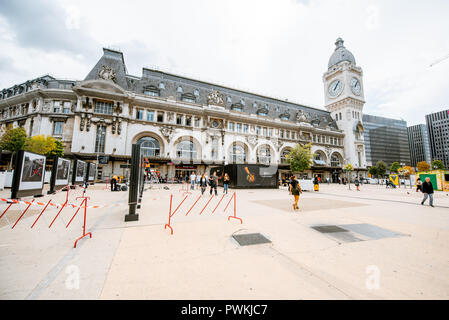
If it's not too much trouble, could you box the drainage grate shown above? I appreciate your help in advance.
[312,225,348,233]
[232,233,272,246]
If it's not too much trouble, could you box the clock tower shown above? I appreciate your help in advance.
[323,38,367,172]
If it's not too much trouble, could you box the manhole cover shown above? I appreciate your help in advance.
[232,233,271,246]
[312,225,348,233]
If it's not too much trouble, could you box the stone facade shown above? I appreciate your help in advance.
[1,40,367,181]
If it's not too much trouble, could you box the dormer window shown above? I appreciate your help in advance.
[253,102,258,108]
[159,82,165,89]
[177,86,183,93]
[280,112,290,120]
[194,89,199,96]
[231,104,243,112]
[181,93,196,103]
[257,108,269,116]
[144,86,159,97]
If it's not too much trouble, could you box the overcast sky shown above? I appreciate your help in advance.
[1,0,448,125]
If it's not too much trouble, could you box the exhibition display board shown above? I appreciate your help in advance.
[72,159,87,185]
[11,150,46,199]
[48,156,71,194]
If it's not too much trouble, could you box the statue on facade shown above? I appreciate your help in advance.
[207,90,225,106]
[296,110,308,122]
[98,65,116,82]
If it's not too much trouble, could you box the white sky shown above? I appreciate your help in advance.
[1,0,448,126]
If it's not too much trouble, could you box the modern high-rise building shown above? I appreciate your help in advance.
[362,114,411,167]
[426,109,449,169]
[407,124,432,167]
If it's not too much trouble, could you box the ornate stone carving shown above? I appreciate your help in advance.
[160,126,174,142]
[98,65,116,82]
[111,117,116,134]
[80,114,85,131]
[113,102,122,114]
[296,110,308,122]
[207,90,225,106]
[86,114,92,132]
[299,131,311,141]
[246,135,258,147]
[117,118,122,135]
[43,101,51,112]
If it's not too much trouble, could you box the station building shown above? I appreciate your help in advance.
[0,38,368,181]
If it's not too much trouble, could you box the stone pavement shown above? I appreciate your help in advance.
[0,183,448,299]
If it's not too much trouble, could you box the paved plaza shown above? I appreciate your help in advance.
[0,183,448,300]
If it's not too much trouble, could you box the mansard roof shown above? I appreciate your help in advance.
[83,48,338,130]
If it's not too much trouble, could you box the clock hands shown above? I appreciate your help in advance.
[333,81,339,91]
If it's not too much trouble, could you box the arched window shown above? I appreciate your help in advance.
[281,149,291,163]
[331,154,341,167]
[176,140,197,159]
[137,137,160,157]
[257,145,271,164]
[313,152,326,165]
[229,144,246,163]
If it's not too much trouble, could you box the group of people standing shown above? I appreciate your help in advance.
[189,172,230,196]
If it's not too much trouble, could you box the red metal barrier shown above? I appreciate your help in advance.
[164,194,189,235]
[67,196,92,248]
[12,200,34,229]
[185,195,201,216]
[48,184,71,228]
[199,195,214,215]
[30,200,52,229]
[224,192,242,224]
[211,194,226,214]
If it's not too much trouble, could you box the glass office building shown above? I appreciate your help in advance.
[362,114,411,167]
[407,124,432,167]
[426,109,449,169]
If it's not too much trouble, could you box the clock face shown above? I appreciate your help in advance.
[350,77,361,95]
[328,79,343,97]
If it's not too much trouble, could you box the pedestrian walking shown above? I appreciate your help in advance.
[209,171,218,196]
[354,178,360,191]
[199,173,208,195]
[421,177,434,207]
[416,178,422,192]
[289,175,302,210]
[313,175,319,192]
[223,173,230,194]
[196,173,201,190]
[190,172,196,190]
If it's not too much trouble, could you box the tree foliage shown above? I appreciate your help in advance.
[390,162,401,173]
[375,160,387,177]
[431,160,445,170]
[24,135,62,156]
[0,127,28,153]
[417,161,430,172]
[47,139,65,157]
[368,166,378,177]
[285,143,313,173]
[401,165,415,177]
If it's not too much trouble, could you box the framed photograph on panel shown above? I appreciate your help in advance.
[48,156,71,194]
[86,162,96,183]
[72,159,87,185]
[11,150,47,199]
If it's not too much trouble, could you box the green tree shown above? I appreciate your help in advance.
[375,160,387,178]
[24,135,58,156]
[368,166,378,177]
[286,143,313,173]
[431,160,445,170]
[47,139,65,157]
[417,161,430,172]
[390,161,401,173]
[0,127,27,153]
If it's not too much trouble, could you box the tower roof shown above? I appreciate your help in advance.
[328,38,356,69]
